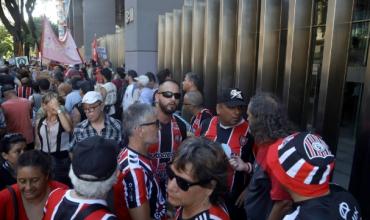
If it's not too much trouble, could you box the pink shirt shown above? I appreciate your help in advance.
[2,98,33,144]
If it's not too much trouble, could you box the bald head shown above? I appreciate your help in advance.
[158,79,180,91]
[184,91,203,107]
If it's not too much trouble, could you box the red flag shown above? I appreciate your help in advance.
[41,17,82,64]
[92,34,99,62]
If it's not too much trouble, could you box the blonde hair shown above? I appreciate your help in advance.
[42,92,58,104]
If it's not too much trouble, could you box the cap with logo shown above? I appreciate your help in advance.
[72,136,118,182]
[267,132,335,197]
[217,88,246,107]
[82,91,103,104]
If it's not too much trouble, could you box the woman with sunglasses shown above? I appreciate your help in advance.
[0,133,26,190]
[0,150,68,220]
[167,137,230,220]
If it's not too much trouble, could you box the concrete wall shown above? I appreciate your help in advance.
[71,0,83,48]
[124,0,183,74]
[82,0,116,59]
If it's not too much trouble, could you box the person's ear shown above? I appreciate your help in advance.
[155,91,160,103]
[216,104,221,115]
[1,152,9,161]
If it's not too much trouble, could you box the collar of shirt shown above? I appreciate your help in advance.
[219,118,245,129]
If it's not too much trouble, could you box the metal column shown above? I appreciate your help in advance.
[256,0,282,92]
[203,0,220,110]
[172,9,182,83]
[217,0,238,94]
[235,0,259,100]
[164,13,173,72]
[157,15,165,71]
[315,0,354,151]
[191,0,206,78]
[181,5,193,79]
[283,0,313,127]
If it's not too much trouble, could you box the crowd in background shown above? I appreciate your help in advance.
[0,59,363,220]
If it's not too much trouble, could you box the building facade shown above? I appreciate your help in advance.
[158,0,370,218]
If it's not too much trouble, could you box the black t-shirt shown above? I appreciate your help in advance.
[0,75,14,86]
[245,161,273,220]
[0,161,16,191]
[159,116,187,162]
[283,184,361,220]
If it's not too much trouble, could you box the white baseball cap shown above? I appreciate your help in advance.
[134,75,149,86]
[82,91,103,104]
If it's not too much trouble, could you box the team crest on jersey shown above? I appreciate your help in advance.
[239,136,248,146]
[303,134,333,160]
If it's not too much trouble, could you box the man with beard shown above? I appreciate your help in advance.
[197,88,253,220]
[149,80,187,194]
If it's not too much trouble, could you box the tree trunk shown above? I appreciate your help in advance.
[24,42,30,58]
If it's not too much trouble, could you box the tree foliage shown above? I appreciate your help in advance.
[0,25,13,58]
[0,0,37,56]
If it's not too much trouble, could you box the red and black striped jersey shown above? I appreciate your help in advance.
[198,116,254,193]
[190,108,213,135]
[175,203,230,220]
[42,188,116,220]
[148,115,187,193]
[15,85,33,99]
[113,147,166,220]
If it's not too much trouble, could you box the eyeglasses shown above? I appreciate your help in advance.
[83,102,102,113]
[158,91,181,99]
[166,165,210,191]
[140,120,160,128]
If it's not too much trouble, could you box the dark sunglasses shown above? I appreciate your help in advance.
[166,165,210,191]
[140,119,160,127]
[158,91,181,99]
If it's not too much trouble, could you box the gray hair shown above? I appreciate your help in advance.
[69,167,117,199]
[185,90,203,107]
[185,72,203,91]
[122,103,156,137]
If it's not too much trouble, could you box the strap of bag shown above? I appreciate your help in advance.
[44,124,51,154]
[7,186,19,220]
[74,204,109,220]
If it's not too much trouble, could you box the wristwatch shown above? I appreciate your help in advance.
[57,109,63,114]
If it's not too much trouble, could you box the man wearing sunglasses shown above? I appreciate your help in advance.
[197,88,254,220]
[149,80,187,194]
[69,91,122,150]
[114,103,166,220]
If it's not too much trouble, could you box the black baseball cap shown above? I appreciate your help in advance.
[1,84,15,94]
[217,88,247,107]
[72,136,118,182]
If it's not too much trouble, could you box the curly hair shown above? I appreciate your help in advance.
[248,93,295,144]
[173,137,228,205]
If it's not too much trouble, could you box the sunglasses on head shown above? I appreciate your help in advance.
[166,164,210,191]
[158,91,181,99]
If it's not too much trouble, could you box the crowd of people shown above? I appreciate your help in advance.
[0,59,363,220]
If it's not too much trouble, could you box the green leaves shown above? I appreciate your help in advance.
[0,25,13,58]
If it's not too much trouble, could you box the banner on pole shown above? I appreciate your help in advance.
[41,17,82,65]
